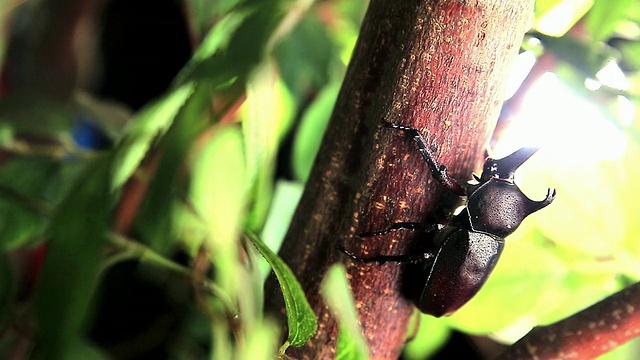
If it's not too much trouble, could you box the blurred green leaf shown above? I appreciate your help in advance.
[403,313,450,360]
[0,156,88,249]
[0,93,75,141]
[238,317,280,360]
[274,12,335,100]
[534,0,593,37]
[619,41,640,72]
[586,0,635,43]
[536,33,616,78]
[136,0,313,252]
[321,264,368,360]
[242,65,296,231]
[245,230,317,347]
[32,156,112,359]
[190,125,247,295]
[178,0,311,88]
[324,0,366,65]
[335,328,367,360]
[184,0,244,39]
[292,80,340,182]
[110,82,196,190]
[134,82,211,253]
[259,180,304,279]
[0,158,52,249]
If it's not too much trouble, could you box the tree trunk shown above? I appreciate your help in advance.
[265,0,534,358]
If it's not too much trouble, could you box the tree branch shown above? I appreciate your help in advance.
[265,1,534,358]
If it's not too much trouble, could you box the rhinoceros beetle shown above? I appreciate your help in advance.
[341,120,555,317]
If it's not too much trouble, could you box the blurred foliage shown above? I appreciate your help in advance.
[321,264,369,360]
[0,0,638,359]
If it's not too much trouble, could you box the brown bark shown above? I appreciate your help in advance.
[265,0,534,358]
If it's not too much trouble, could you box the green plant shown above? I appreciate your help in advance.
[0,0,638,359]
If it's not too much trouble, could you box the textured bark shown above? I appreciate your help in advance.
[497,281,640,359]
[265,0,534,359]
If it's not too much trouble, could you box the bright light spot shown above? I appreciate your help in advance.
[596,60,629,91]
[584,78,601,91]
[536,0,593,36]
[586,60,629,91]
[617,96,635,126]
[504,51,536,101]
[494,72,627,161]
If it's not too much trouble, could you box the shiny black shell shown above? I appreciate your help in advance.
[415,226,504,317]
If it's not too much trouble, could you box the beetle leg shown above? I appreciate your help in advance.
[360,222,436,237]
[338,243,434,265]
[382,119,466,196]
[339,222,438,264]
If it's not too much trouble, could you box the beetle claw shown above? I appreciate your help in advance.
[544,188,556,205]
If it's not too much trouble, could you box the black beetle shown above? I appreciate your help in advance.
[341,120,555,317]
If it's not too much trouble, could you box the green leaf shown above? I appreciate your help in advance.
[135,0,311,252]
[237,317,281,360]
[259,180,304,279]
[242,65,296,231]
[403,313,450,360]
[183,0,243,39]
[619,40,640,72]
[0,156,87,250]
[274,12,335,100]
[134,82,211,253]
[292,80,340,182]
[0,93,75,141]
[321,264,368,360]
[534,0,593,37]
[32,156,112,359]
[536,33,616,79]
[245,230,317,347]
[110,82,196,190]
[189,125,247,294]
[586,0,635,42]
[177,0,308,88]
[335,327,367,360]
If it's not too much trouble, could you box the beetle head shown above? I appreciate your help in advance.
[468,147,555,238]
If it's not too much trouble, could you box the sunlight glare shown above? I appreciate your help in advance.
[596,60,629,91]
[494,72,627,161]
[503,51,536,101]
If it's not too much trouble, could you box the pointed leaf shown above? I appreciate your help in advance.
[245,230,317,347]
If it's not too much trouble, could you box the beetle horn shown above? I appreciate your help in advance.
[525,187,556,214]
[481,147,539,182]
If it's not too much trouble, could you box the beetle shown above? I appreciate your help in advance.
[341,119,555,317]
